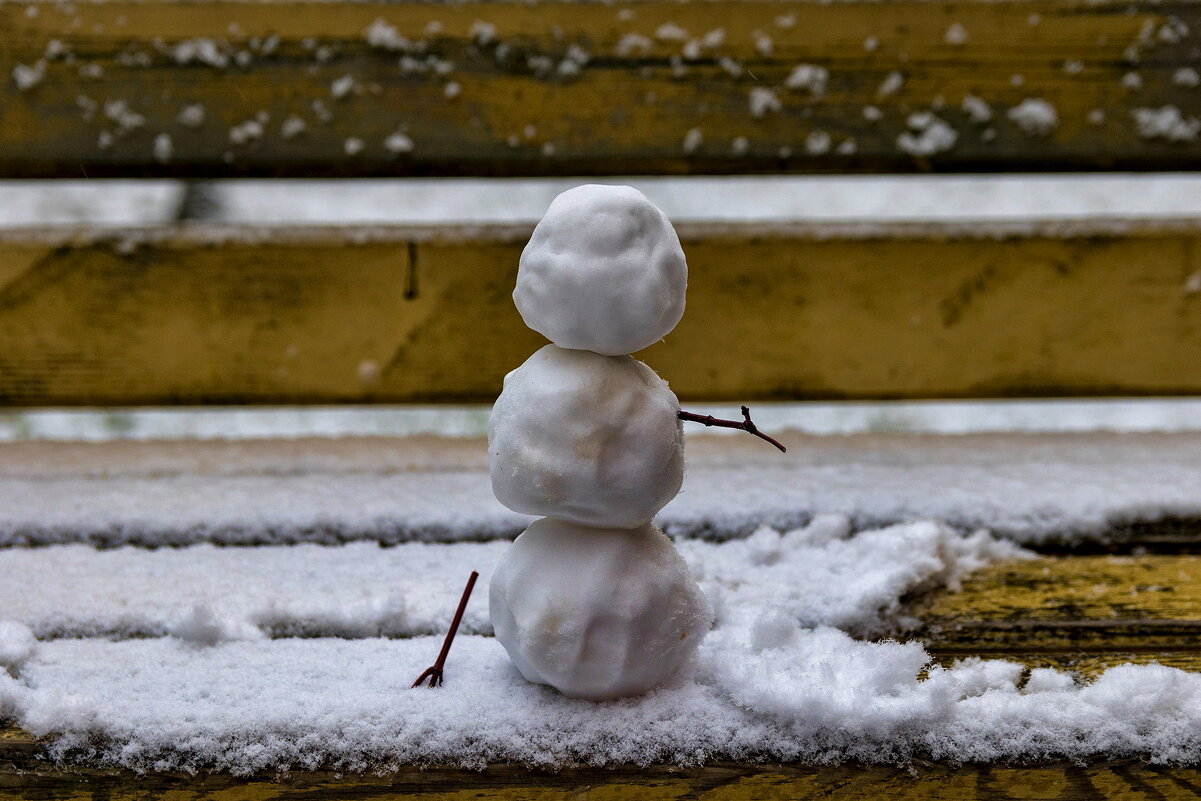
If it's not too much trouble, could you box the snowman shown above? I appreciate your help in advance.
[410,185,784,697]
[486,184,713,701]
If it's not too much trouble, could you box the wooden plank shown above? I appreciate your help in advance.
[5,726,1201,801]
[914,554,1201,654]
[1,0,1200,178]
[3,219,1201,405]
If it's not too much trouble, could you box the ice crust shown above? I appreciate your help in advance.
[488,345,684,529]
[490,519,712,700]
[513,185,687,356]
[5,518,1201,771]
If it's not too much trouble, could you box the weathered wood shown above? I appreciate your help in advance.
[4,726,1201,801]
[1,0,1200,178]
[914,554,1201,656]
[2,219,1201,406]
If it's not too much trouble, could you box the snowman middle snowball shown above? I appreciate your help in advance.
[489,344,684,529]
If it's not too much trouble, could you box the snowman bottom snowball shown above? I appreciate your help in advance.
[489,518,713,701]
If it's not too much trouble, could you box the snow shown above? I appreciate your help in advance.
[489,346,684,528]
[1,432,1200,548]
[897,112,957,156]
[961,94,992,124]
[1175,67,1201,88]
[1007,99,1059,137]
[10,176,1201,228]
[513,185,687,356]
[0,518,1044,772]
[5,516,1201,771]
[944,23,968,45]
[1133,106,1200,143]
[748,87,780,118]
[878,70,904,97]
[176,103,205,128]
[784,64,827,96]
[0,621,36,669]
[490,519,711,700]
[11,61,45,91]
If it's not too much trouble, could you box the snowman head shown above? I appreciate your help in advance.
[514,184,687,356]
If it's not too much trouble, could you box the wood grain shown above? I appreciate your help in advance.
[3,219,1201,406]
[914,554,1201,657]
[1,0,1200,177]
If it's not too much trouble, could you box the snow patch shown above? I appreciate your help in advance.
[785,64,828,97]
[1007,99,1058,137]
[748,87,780,119]
[0,621,36,669]
[1133,106,1201,142]
[168,605,265,645]
[897,112,958,156]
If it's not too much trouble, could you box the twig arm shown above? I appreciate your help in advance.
[412,570,479,688]
[677,405,787,453]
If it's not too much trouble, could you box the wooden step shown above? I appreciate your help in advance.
[2,0,1199,178]
[4,219,1201,406]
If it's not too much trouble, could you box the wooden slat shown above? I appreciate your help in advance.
[1,0,1200,177]
[3,219,1201,405]
[5,728,1201,801]
[914,555,1201,658]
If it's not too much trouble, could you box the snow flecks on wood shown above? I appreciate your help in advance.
[3,1,1201,173]
[748,87,780,119]
[878,70,905,98]
[1007,99,1059,137]
[897,111,957,156]
[384,130,414,154]
[784,64,828,97]
[280,115,306,139]
[12,61,46,92]
[1173,67,1200,88]
[682,127,702,153]
[152,133,172,164]
[176,104,205,128]
[944,23,968,46]
[1133,106,1201,142]
[962,94,992,124]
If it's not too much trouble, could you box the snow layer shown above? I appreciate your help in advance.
[11,177,1201,228]
[490,519,711,700]
[7,399,1201,442]
[0,518,1072,773]
[2,432,1200,547]
[489,346,683,528]
[10,632,1197,772]
[0,516,1009,642]
[4,520,1198,771]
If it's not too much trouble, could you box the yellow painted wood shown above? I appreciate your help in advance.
[4,728,1201,801]
[914,554,1201,653]
[1,0,1199,177]
[2,219,1201,405]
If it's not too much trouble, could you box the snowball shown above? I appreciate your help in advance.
[0,620,36,668]
[489,518,712,700]
[513,185,687,356]
[489,345,684,529]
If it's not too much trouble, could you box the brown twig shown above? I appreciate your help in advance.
[677,405,787,453]
[412,570,479,688]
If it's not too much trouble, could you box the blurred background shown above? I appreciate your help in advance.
[4,174,1201,441]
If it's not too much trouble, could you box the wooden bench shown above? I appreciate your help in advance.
[3,0,1201,797]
